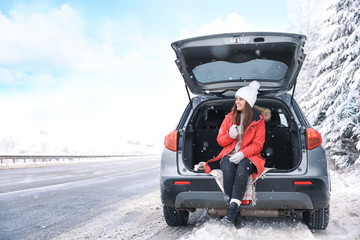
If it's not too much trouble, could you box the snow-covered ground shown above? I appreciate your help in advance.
[50,162,360,240]
[181,163,360,240]
[52,190,200,240]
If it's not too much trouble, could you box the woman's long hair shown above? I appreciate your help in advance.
[232,101,254,131]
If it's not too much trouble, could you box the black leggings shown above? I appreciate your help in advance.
[220,156,255,201]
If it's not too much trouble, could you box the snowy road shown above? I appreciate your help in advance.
[0,156,161,240]
[1,157,359,240]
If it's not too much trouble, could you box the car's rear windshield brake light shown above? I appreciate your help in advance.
[306,128,322,150]
[164,130,178,151]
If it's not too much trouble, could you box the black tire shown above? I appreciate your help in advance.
[163,206,189,226]
[303,207,330,230]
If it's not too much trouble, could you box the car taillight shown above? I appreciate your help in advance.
[306,128,322,150]
[164,130,178,151]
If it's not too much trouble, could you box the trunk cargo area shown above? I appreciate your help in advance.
[182,98,301,172]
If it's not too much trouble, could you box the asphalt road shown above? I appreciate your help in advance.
[0,156,160,240]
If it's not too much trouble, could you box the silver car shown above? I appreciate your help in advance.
[160,32,330,229]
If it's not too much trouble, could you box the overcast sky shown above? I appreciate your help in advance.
[0,0,295,154]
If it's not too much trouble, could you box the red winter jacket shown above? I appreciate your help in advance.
[205,107,267,180]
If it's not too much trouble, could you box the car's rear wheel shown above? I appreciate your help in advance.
[303,207,329,230]
[163,206,189,226]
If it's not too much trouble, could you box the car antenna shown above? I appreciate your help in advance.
[185,84,193,108]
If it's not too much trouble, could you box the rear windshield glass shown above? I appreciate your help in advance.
[193,59,288,83]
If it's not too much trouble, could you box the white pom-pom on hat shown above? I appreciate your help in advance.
[235,81,261,108]
[249,81,260,90]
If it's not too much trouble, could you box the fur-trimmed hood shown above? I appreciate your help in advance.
[254,105,271,122]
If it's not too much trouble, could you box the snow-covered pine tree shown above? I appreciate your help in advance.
[298,0,360,168]
[288,0,325,99]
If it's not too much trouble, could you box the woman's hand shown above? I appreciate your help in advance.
[229,151,244,164]
[229,125,238,139]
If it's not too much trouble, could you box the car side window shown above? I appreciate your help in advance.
[279,113,289,127]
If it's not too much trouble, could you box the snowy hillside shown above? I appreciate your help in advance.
[294,0,360,168]
[0,134,161,155]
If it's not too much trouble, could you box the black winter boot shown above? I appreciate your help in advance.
[234,211,242,228]
[221,202,238,225]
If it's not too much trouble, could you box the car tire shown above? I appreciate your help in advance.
[303,207,330,230]
[163,206,189,226]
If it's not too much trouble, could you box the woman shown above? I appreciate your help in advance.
[205,81,269,226]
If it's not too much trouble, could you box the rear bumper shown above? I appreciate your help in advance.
[174,191,314,210]
[161,176,330,210]
[175,191,228,209]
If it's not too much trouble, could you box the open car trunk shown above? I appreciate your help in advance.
[181,97,302,172]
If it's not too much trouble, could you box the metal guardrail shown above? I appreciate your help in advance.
[0,155,141,164]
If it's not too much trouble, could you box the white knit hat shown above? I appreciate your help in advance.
[235,81,260,107]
